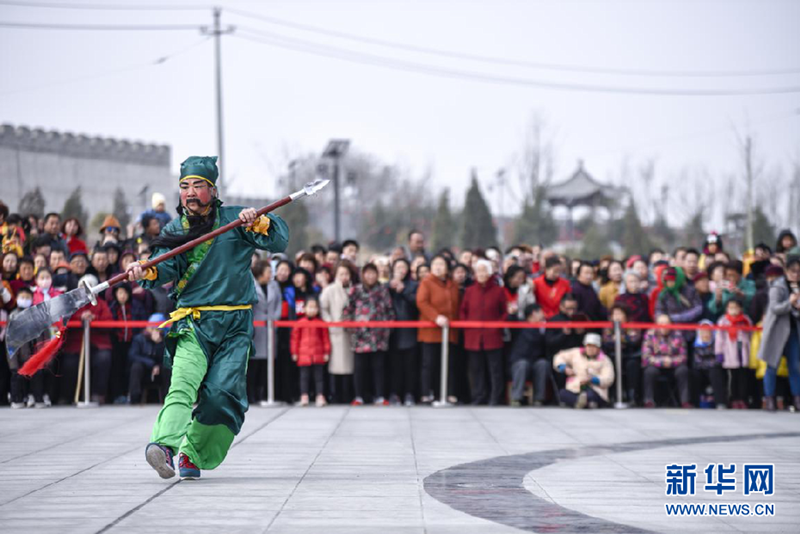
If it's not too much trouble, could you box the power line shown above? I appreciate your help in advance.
[0,0,207,10]
[0,21,201,30]
[0,36,211,96]
[227,6,800,79]
[234,28,800,96]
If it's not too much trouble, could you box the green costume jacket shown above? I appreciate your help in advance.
[140,204,289,366]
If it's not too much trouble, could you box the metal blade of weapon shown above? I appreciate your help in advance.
[5,283,95,351]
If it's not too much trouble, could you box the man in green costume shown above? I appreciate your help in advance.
[127,155,289,480]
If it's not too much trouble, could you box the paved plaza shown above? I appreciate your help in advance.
[0,405,798,534]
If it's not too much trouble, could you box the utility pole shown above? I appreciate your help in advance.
[497,168,505,250]
[202,8,234,197]
[744,136,754,252]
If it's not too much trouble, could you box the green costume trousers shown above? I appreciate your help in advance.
[151,317,250,470]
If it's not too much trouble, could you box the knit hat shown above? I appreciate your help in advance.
[147,313,167,329]
[179,156,218,187]
[100,215,121,232]
[583,333,602,347]
[663,267,678,282]
[692,272,708,283]
[151,192,166,209]
[765,265,784,278]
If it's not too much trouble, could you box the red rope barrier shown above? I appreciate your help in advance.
[0,319,762,332]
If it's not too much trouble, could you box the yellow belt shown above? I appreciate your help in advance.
[159,305,253,328]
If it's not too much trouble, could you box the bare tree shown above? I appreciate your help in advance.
[514,112,557,205]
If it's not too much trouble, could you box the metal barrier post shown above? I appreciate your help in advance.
[433,324,453,408]
[77,318,98,408]
[260,320,283,407]
[613,320,628,409]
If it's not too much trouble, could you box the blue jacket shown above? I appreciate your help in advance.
[128,331,165,369]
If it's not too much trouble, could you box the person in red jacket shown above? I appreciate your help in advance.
[290,296,331,407]
[533,256,571,319]
[460,259,508,405]
[59,274,114,405]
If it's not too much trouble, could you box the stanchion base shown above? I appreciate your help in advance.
[432,400,454,408]
[259,400,285,408]
[76,401,99,409]
[614,402,630,409]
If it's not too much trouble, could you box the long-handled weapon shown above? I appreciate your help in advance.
[8,179,329,361]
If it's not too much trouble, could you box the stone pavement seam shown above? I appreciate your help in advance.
[261,406,351,534]
[94,479,182,534]
[230,407,291,450]
[407,409,428,534]
[0,411,153,465]
[95,407,290,533]
[0,442,143,508]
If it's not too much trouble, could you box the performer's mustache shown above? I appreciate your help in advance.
[184,197,212,212]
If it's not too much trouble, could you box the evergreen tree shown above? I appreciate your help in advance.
[513,184,558,246]
[683,210,705,249]
[752,205,776,248]
[61,187,88,229]
[431,189,457,251]
[460,172,497,249]
[579,219,611,259]
[112,188,131,238]
[18,187,46,218]
[281,200,309,256]
[364,200,397,251]
[622,198,651,257]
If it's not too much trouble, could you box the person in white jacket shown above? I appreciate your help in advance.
[553,332,615,409]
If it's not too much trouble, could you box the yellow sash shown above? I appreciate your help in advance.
[159,304,252,328]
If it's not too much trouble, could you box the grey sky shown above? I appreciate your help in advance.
[1,0,798,229]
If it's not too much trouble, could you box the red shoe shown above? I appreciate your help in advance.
[350,397,364,406]
[178,453,201,479]
[681,402,694,409]
[643,401,656,409]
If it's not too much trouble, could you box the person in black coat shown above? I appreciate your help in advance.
[509,304,549,406]
[571,262,607,321]
[128,314,170,404]
[387,258,419,405]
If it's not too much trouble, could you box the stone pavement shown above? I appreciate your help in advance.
[0,405,798,534]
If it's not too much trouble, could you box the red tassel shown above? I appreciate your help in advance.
[18,325,67,377]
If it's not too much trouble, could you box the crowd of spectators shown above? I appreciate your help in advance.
[2,198,799,413]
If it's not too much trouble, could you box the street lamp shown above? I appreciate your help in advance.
[322,139,350,242]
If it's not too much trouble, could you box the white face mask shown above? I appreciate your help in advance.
[16,298,32,309]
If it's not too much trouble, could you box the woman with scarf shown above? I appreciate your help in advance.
[654,267,702,344]
[715,298,753,409]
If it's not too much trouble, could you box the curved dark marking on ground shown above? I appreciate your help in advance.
[423,431,800,534]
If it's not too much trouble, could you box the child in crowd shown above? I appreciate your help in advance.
[7,287,47,408]
[553,333,615,409]
[32,267,62,305]
[692,320,727,408]
[716,298,753,409]
[290,296,331,407]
